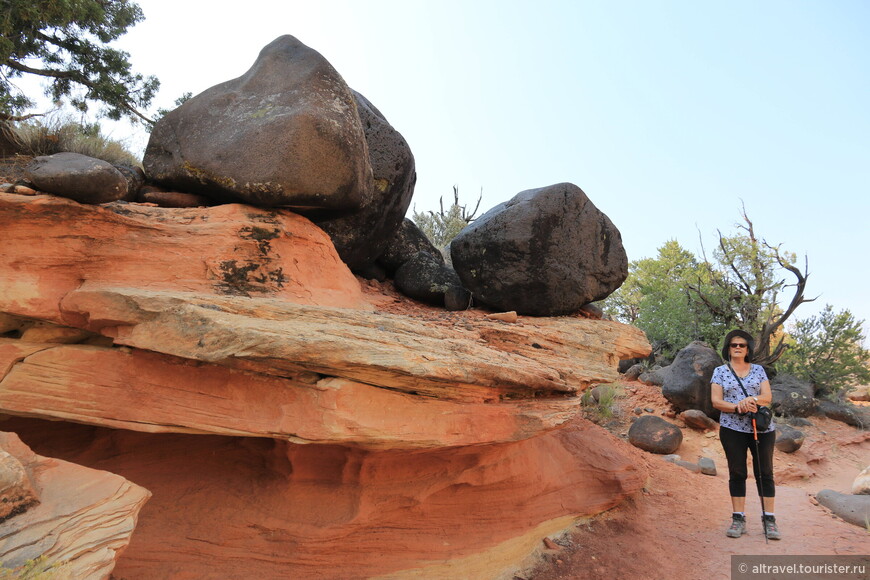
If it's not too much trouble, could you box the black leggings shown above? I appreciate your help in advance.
[719,425,776,498]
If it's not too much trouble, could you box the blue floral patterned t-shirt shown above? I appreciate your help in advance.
[711,364,774,433]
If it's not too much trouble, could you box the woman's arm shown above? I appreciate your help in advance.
[712,383,736,413]
[712,383,758,414]
[756,380,772,407]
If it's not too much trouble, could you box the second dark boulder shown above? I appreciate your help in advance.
[450,182,627,316]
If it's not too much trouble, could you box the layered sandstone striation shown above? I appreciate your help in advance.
[0,193,651,578]
[0,431,149,579]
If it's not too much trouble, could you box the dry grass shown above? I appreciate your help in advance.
[4,113,139,166]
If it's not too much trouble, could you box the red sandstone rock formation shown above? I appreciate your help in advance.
[0,431,149,579]
[0,192,652,578]
[6,415,642,580]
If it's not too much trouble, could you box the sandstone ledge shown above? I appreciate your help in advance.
[0,339,579,448]
[0,193,370,320]
[59,287,649,401]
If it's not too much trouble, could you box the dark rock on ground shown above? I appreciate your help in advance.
[815,400,866,428]
[623,363,644,381]
[25,152,128,204]
[141,190,212,208]
[679,409,718,431]
[144,35,371,211]
[619,357,649,374]
[774,424,805,453]
[638,368,665,386]
[443,285,473,311]
[771,374,816,418]
[673,459,701,473]
[115,164,145,202]
[394,251,469,308]
[659,342,721,420]
[628,415,683,454]
[450,182,627,316]
[815,489,870,528]
[698,457,717,476]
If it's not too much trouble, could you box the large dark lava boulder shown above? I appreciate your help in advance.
[143,35,371,211]
[314,90,416,271]
[770,374,816,418]
[659,341,721,420]
[449,182,627,316]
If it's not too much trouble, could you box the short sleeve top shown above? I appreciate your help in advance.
[711,364,774,433]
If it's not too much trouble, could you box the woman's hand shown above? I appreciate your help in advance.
[736,397,758,414]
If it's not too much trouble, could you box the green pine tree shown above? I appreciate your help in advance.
[0,0,159,124]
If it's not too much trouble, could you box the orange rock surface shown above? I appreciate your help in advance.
[0,431,150,579]
[0,192,654,577]
[0,339,579,447]
[7,416,644,580]
[0,193,369,323]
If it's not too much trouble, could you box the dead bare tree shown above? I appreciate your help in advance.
[689,203,815,365]
[412,185,483,249]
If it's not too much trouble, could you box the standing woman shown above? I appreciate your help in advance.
[710,329,780,540]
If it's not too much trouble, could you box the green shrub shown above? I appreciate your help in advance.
[581,383,623,421]
[778,305,870,400]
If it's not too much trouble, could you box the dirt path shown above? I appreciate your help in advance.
[528,382,870,580]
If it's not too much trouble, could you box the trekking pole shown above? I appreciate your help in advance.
[752,416,769,544]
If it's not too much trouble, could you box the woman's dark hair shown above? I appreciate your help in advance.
[721,329,755,362]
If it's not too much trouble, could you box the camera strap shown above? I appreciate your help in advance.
[727,363,753,399]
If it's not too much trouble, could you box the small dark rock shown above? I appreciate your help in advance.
[377,218,444,274]
[786,417,814,428]
[680,409,719,431]
[673,460,701,473]
[628,415,683,454]
[444,285,472,311]
[142,190,212,208]
[25,152,128,204]
[816,399,866,428]
[623,363,644,381]
[774,424,805,453]
[698,457,717,476]
[394,251,466,307]
[638,369,665,387]
[114,164,146,202]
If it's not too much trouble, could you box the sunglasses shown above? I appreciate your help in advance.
[729,343,748,349]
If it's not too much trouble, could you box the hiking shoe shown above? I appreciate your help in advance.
[762,515,781,540]
[726,514,746,538]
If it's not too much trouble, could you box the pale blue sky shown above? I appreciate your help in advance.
[68,1,870,332]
